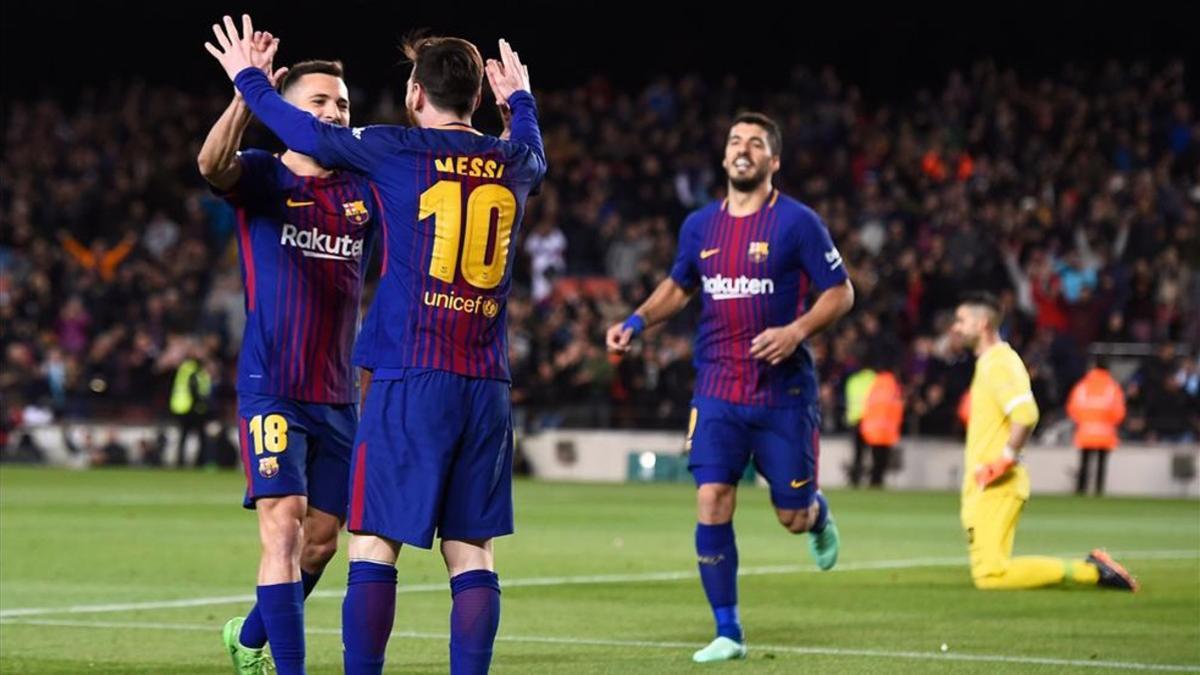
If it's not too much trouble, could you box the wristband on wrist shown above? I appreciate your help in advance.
[622,314,646,337]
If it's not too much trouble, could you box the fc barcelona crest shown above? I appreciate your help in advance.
[748,241,770,263]
[343,200,370,225]
[258,456,280,479]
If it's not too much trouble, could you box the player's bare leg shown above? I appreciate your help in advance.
[775,492,839,570]
[692,483,747,662]
[441,538,501,675]
[299,505,340,576]
[256,495,306,583]
[222,495,307,674]
[343,533,401,675]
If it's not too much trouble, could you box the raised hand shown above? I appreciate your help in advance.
[484,38,531,104]
[204,14,257,82]
[249,30,288,87]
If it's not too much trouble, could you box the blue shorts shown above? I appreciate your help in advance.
[347,369,514,549]
[686,397,821,509]
[237,393,357,519]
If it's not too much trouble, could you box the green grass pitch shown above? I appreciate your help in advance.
[1,466,1197,673]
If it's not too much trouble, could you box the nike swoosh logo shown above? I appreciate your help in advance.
[700,248,720,259]
[790,478,811,489]
[286,198,315,207]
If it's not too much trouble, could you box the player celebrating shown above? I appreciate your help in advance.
[607,112,854,663]
[198,29,378,675]
[206,15,545,675]
[952,292,1138,591]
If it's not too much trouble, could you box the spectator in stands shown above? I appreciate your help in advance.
[0,59,1195,445]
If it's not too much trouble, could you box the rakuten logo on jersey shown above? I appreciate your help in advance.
[701,274,775,300]
[280,224,364,261]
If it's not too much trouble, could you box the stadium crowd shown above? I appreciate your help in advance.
[2,59,1198,454]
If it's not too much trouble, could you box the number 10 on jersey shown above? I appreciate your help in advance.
[420,180,517,290]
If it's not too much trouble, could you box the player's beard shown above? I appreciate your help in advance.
[406,104,419,127]
[728,162,771,193]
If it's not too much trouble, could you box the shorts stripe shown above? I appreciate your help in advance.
[238,418,254,499]
[812,424,821,488]
[349,441,367,531]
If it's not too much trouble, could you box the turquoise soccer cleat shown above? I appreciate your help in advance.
[809,519,840,571]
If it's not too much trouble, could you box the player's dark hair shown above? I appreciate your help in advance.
[401,32,483,117]
[279,60,345,95]
[732,111,782,155]
[959,291,1003,328]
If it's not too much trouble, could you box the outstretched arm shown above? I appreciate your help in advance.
[205,14,394,173]
[197,30,286,190]
[485,39,545,166]
[605,278,694,353]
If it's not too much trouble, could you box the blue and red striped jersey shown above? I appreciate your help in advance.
[669,190,848,407]
[235,69,547,382]
[223,149,377,403]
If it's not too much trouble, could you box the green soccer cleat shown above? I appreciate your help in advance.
[809,519,840,571]
[692,636,747,663]
[222,617,274,674]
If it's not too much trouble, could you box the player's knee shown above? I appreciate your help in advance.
[970,562,1009,589]
[776,504,817,533]
[261,529,302,564]
[697,484,735,523]
[972,573,1004,590]
[442,538,493,578]
[348,533,400,565]
[778,510,809,534]
[258,501,305,558]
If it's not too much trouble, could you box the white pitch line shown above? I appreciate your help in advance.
[1,618,1197,672]
[0,549,1195,619]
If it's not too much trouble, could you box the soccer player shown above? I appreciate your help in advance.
[951,292,1137,591]
[606,112,854,663]
[198,31,378,675]
[206,15,545,675]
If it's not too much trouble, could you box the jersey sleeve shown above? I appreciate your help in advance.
[234,68,409,175]
[506,91,547,178]
[498,91,548,194]
[218,149,277,207]
[984,355,1040,427]
[668,212,701,290]
[794,207,849,291]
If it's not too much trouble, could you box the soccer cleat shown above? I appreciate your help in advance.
[1087,549,1138,592]
[808,519,840,571]
[692,636,747,663]
[222,617,275,674]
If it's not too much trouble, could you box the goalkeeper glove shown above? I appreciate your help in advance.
[975,446,1018,489]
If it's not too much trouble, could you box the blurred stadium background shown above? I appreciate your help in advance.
[0,2,1197,673]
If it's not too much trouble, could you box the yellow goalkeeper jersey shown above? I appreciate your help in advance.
[963,342,1039,499]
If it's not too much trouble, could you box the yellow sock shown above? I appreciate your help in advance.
[1069,559,1100,585]
[973,556,1066,589]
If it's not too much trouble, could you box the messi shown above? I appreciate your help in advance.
[434,156,506,179]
